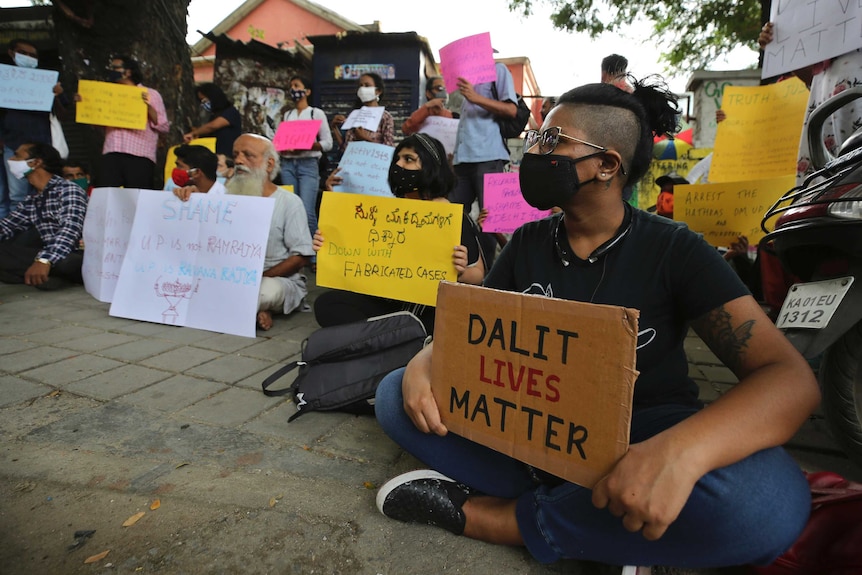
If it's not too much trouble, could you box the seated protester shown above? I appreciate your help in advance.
[373,79,819,570]
[313,133,485,334]
[169,145,225,201]
[0,142,87,289]
[401,76,453,135]
[61,158,93,195]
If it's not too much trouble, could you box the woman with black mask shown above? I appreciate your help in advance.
[312,133,485,333]
[183,83,241,157]
[372,78,820,572]
[278,76,332,240]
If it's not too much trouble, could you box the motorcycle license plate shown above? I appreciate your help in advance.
[776,277,855,329]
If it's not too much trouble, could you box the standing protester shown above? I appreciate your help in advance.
[331,73,395,150]
[183,83,242,158]
[0,142,86,289]
[96,55,170,189]
[278,75,332,239]
[0,39,68,218]
[449,61,518,266]
[401,76,453,135]
[373,79,818,570]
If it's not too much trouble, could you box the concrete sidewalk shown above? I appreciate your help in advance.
[0,276,859,575]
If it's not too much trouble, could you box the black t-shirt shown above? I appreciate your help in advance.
[484,205,749,408]
[212,107,242,157]
[460,214,484,269]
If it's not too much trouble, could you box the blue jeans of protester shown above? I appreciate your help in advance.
[375,367,811,568]
[280,156,320,236]
[1,145,35,219]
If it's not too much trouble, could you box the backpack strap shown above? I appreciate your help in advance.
[261,361,303,396]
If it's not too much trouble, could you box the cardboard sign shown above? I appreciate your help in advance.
[273,119,323,152]
[710,78,809,183]
[163,138,216,189]
[0,63,58,112]
[109,190,274,338]
[317,191,462,307]
[676,175,795,246]
[332,141,394,197]
[76,79,147,130]
[82,187,141,302]
[430,282,638,488]
[439,32,497,92]
[418,116,460,156]
[341,106,386,132]
[481,172,551,233]
[763,2,862,78]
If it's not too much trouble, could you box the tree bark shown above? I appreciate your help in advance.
[51,0,195,187]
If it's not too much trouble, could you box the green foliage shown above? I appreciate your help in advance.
[508,0,763,72]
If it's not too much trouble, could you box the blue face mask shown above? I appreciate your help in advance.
[216,176,227,185]
[201,100,212,112]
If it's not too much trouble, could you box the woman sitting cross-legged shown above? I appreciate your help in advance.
[312,133,485,334]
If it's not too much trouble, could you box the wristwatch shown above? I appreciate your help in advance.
[34,257,52,266]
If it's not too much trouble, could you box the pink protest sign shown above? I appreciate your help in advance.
[482,172,551,234]
[439,32,497,92]
[273,119,323,152]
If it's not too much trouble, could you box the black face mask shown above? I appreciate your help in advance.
[289,89,306,102]
[389,164,423,197]
[519,152,603,210]
[107,69,124,82]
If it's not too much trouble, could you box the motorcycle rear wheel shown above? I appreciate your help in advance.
[820,320,862,469]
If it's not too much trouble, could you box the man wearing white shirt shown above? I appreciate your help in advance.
[171,145,226,199]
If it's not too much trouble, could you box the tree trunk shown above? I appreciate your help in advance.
[51,0,195,187]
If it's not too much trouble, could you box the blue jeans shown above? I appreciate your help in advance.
[375,368,811,568]
[1,145,34,219]
[280,156,320,236]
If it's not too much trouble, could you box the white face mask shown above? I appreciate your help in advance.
[7,158,34,180]
[14,52,38,69]
[357,86,378,103]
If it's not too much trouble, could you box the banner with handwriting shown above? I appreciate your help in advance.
[76,79,147,130]
[333,141,394,197]
[710,78,809,183]
[82,187,141,302]
[763,2,862,78]
[418,116,460,156]
[317,191,462,306]
[109,190,274,338]
[341,106,386,132]
[676,175,795,246]
[0,63,58,112]
[439,32,497,93]
[273,119,323,151]
[482,172,550,233]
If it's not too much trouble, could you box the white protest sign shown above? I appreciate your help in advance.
[109,191,274,338]
[82,187,141,303]
[333,141,394,197]
[418,116,460,156]
[0,63,59,112]
[762,1,862,78]
[341,106,386,132]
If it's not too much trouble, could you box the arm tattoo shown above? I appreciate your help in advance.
[693,304,755,373]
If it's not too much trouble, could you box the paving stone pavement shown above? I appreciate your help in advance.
[1,277,859,575]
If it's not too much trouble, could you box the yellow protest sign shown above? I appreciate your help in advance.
[430,282,638,488]
[709,78,809,183]
[317,191,462,307]
[637,150,709,211]
[76,79,148,130]
[164,138,216,186]
[676,175,796,247]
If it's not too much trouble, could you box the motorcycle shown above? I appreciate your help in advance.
[762,86,862,469]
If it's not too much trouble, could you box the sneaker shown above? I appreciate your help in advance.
[376,470,473,535]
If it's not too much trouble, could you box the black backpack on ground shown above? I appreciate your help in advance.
[261,311,428,422]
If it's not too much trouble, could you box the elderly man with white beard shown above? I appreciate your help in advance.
[210,133,313,331]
